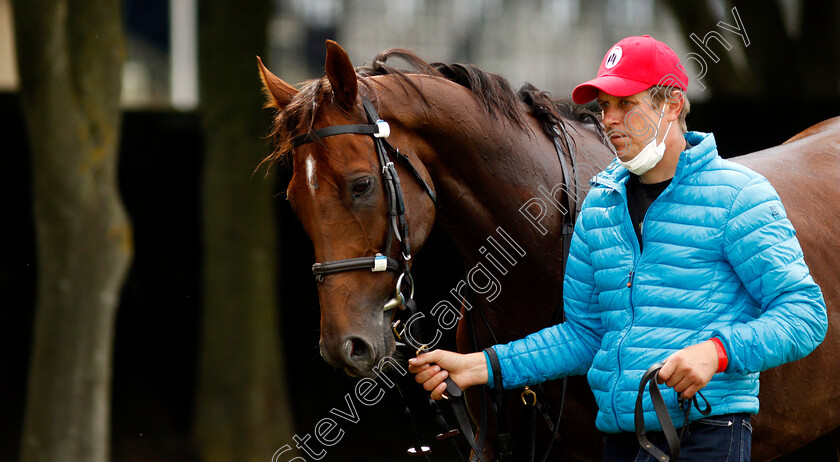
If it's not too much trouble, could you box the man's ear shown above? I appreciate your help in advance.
[666,90,685,120]
[257,56,297,110]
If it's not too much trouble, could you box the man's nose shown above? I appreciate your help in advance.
[602,107,621,128]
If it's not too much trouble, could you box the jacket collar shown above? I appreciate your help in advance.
[590,131,718,191]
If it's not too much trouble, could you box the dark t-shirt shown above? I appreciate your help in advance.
[626,175,671,251]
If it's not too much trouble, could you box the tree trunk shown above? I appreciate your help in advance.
[12,1,131,462]
[195,1,295,461]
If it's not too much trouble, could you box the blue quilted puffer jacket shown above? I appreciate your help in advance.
[491,131,827,433]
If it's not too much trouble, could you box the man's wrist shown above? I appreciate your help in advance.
[467,351,490,387]
[709,337,728,373]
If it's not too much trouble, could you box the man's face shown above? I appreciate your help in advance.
[597,89,666,161]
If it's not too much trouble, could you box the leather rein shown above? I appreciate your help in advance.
[635,362,712,462]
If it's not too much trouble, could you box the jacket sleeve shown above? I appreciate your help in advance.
[713,176,827,375]
[492,213,606,389]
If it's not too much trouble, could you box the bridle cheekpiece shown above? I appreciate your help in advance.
[292,96,436,313]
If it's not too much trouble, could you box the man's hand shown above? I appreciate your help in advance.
[408,350,488,400]
[657,340,718,399]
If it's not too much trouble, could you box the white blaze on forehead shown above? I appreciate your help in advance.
[305,155,317,195]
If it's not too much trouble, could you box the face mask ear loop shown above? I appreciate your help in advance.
[657,103,673,147]
[659,120,673,147]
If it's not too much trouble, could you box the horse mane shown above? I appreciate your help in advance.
[357,49,529,130]
[261,48,603,172]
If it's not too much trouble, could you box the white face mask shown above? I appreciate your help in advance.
[617,103,672,176]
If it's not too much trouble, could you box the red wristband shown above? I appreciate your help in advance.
[710,338,728,373]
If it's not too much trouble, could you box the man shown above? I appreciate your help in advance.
[408,35,827,461]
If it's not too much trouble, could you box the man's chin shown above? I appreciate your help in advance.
[609,137,632,155]
[614,147,638,160]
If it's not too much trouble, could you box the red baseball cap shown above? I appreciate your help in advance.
[572,35,688,104]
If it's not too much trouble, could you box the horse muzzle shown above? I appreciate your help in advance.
[320,334,378,375]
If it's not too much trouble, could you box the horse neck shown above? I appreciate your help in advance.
[430,125,557,251]
[379,77,604,334]
[379,79,555,243]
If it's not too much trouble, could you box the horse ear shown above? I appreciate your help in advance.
[324,40,358,110]
[257,56,297,110]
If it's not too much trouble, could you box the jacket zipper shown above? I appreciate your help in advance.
[593,174,679,428]
[611,176,679,428]
[612,191,642,427]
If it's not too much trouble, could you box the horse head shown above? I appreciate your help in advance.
[258,41,436,377]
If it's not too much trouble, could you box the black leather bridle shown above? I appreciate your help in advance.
[292,96,436,312]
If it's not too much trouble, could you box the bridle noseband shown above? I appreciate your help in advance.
[293,96,436,312]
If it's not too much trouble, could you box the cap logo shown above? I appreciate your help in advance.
[605,46,622,69]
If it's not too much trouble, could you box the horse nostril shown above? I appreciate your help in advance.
[343,336,374,367]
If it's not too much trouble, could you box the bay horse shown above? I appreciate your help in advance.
[258,40,840,461]
[732,117,840,460]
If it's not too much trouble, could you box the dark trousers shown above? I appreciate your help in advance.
[602,413,752,462]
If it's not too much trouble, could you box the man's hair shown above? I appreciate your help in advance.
[648,86,690,134]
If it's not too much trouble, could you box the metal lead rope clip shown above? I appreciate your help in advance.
[416,344,429,357]
[521,386,538,406]
[391,319,403,340]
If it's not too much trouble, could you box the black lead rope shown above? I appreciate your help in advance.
[448,381,488,462]
[635,362,712,462]
[430,303,488,462]
[410,346,486,462]
[395,382,433,462]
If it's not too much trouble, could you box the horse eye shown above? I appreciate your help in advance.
[351,177,372,197]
